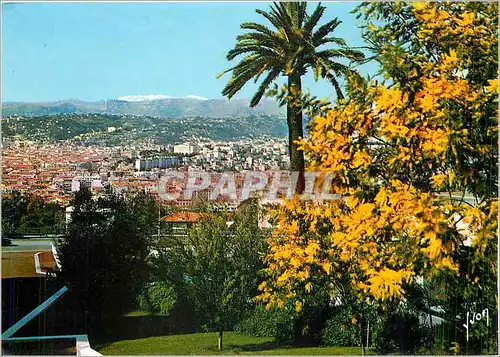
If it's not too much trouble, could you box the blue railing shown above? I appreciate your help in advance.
[2,285,102,355]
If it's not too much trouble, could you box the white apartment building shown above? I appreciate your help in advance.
[173,143,201,155]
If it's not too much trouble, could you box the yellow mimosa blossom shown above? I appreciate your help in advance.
[486,79,498,93]
[257,0,497,313]
[295,300,303,312]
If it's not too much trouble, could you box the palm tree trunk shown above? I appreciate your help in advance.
[286,106,293,164]
[287,74,305,194]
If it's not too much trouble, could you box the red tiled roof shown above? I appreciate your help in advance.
[160,212,205,223]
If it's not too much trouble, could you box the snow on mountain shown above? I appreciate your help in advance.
[117,94,209,102]
[117,94,172,101]
[185,95,208,101]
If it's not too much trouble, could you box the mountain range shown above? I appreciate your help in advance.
[2,97,285,118]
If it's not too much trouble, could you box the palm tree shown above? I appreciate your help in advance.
[218,2,364,192]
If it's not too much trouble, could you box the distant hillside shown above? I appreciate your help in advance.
[2,100,107,117]
[2,113,288,145]
[2,98,285,118]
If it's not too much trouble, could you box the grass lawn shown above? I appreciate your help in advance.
[96,332,372,355]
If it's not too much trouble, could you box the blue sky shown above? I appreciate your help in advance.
[1,1,377,102]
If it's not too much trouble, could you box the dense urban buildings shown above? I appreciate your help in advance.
[2,136,289,207]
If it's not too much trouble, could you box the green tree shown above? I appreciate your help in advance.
[2,192,28,236]
[159,200,265,350]
[1,192,65,235]
[137,281,177,315]
[56,188,157,326]
[218,1,364,191]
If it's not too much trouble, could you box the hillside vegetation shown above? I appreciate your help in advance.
[2,113,287,145]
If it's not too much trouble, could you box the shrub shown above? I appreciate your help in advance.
[321,307,360,347]
[295,304,332,345]
[138,281,176,315]
[235,304,296,344]
[373,307,427,354]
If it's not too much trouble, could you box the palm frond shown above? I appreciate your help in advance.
[326,61,350,76]
[317,48,365,62]
[234,32,285,49]
[297,2,308,28]
[240,22,276,37]
[222,59,272,98]
[273,2,294,30]
[222,67,261,99]
[227,45,280,61]
[303,2,325,34]
[255,8,281,29]
[253,63,269,83]
[283,2,307,29]
[216,55,258,79]
[250,68,281,107]
[312,18,341,45]
[325,72,345,100]
[316,36,347,47]
[232,57,271,77]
